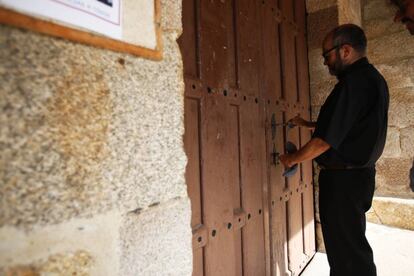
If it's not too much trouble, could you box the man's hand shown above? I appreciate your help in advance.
[278,138,330,170]
[288,115,316,130]
[289,115,307,127]
[279,153,297,169]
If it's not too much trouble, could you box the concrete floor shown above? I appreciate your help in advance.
[301,223,414,276]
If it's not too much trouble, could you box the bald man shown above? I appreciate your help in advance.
[280,24,389,276]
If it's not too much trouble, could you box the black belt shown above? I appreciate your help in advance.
[318,164,357,170]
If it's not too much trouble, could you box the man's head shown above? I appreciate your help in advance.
[392,0,414,35]
[322,24,367,76]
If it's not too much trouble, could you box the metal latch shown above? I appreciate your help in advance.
[271,144,280,166]
[271,113,277,139]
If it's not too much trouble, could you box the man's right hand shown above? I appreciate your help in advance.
[289,115,307,127]
[288,115,316,130]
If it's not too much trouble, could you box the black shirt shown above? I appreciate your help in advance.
[313,57,389,168]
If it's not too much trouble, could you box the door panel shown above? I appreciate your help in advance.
[179,0,315,275]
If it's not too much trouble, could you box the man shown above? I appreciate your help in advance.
[392,0,414,34]
[280,24,389,276]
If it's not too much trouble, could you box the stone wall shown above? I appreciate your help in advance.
[306,0,414,250]
[0,1,192,275]
[363,0,414,230]
[363,0,414,199]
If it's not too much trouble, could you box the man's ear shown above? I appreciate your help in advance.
[341,44,352,60]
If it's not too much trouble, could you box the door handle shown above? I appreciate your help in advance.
[271,142,299,177]
[271,113,295,140]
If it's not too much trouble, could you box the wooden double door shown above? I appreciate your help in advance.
[179,0,315,275]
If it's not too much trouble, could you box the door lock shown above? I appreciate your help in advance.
[271,144,280,166]
[271,114,277,139]
[271,142,299,178]
[271,113,295,140]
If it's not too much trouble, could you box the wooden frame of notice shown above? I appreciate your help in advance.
[0,1,162,61]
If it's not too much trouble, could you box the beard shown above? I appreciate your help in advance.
[328,53,347,76]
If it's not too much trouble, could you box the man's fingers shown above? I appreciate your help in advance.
[288,116,302,127]
[279,154,291,168]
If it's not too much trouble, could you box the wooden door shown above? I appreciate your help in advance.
[179,1,315,275]
[261,0,316,275]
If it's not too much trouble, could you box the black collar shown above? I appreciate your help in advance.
[338,57,370,79]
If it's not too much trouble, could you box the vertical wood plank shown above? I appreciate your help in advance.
[257,4,278,275]
[260,1,283,103]
[286,109,307,274]
[234,0,261,96]
[279,21,298,103]
[202,96,237,276]
[280,0,295,22]
[185,98,205,276]
[199,0,236,88]
[179,0,198,78]
[239,101,266,276]
[229,104,243,276]
[296,0,316,259]
[270,110,290,276]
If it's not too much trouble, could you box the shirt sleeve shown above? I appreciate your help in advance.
[313,79,367,150]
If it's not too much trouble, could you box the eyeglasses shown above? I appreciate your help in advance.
[322,45,341,60]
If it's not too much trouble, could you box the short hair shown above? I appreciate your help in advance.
[330,24,367,54]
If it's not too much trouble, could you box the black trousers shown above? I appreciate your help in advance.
[319,168,377,276]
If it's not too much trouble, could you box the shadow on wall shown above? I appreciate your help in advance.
[410,160,414,192]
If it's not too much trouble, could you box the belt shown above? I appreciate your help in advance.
[318,164,357,170]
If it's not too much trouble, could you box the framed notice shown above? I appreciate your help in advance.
[0,0,162,60]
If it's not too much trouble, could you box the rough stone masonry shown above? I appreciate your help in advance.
[0,0,192,275]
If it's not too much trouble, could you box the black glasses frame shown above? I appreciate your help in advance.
[322,44,341,60]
